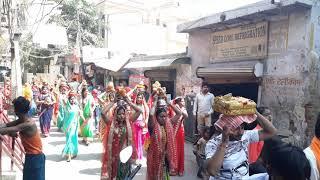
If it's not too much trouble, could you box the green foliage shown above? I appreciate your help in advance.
[21,0,103,73]
[48,0,103,48]
[20,32,51,73]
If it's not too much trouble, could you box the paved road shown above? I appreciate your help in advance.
[14,119,199,180]
[43,126,102,180]
[134,136,198,180]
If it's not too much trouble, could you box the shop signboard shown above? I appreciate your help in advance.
[210,21,268,62]
[129,74,150,89]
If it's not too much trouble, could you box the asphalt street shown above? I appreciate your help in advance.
[3,117,199,180]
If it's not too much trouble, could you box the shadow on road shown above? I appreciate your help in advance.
[45,154,63,162]
[74,153,102,161]
[49,140,66,146]
[78,168,101,176]
[48,133,65,138]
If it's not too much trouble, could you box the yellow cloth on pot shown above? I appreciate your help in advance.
[214,106,256,116]
[214,94,256,115]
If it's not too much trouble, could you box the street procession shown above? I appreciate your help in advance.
[0,0,320,180]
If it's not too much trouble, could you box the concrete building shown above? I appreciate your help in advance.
[177,0,320,147]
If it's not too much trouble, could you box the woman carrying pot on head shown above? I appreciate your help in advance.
[100,92,142,180]
[37,85,56,137]
[146,94,182,180]
[132,91,149,163]
[172,97,188,176]
[56,83,69,131]
[98,83,116,140]
[62,91,84,162]
[80,87,95,146]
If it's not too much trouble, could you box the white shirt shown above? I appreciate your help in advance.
[304,147,319,180]
[193,92,214,116]
[206,130,260,180]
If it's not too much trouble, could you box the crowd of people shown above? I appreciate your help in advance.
[1,76,320,180]
[8,75,188,180]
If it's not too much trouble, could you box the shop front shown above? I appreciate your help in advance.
[124,53,191,101]
[178,0,320,147]
[110,69,130,87]
[145,69,176,100]
[196,62,263,103]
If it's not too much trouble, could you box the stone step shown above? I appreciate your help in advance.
[1,154,23,180]
[1,171,16,180]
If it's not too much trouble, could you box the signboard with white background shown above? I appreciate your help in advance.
[210,21,268,62]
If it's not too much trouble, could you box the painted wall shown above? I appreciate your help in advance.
[301,0,320,146]
[260,10,309,147]
[186,7,320,147]
[175,64,198,96]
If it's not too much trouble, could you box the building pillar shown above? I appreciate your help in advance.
[11,34,22,98]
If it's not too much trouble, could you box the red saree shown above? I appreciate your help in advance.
[147,116,177,180]
[101,111,134,180]
[173,108,186,175]
[175,125,184,175]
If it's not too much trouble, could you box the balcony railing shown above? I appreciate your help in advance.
[0,88,25,176]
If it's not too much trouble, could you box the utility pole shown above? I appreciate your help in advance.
[77,10,86,81]
[105,14,109,48]
[7,0,22,98]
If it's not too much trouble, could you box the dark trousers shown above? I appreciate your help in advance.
[23,153,46,180]
[249,161,267,176]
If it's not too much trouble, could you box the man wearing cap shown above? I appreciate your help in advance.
[205,110,276,179]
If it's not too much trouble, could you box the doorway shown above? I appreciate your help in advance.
[210,83,259,130]
[209,83,259,102]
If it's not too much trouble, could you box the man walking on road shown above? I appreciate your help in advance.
[193,82,214,136]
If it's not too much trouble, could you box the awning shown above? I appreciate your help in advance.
[124,56,190,69]
[144,69,176,81]
[82,46,131,72]
[94,58,130,72]
[197,62,263,84]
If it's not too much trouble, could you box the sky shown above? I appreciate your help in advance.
[25,0,263,28]
[175,0,262,21]
[23,0,264,55]
[93,0,263,22]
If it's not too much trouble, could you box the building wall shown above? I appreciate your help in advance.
[175,64,191,96]
[260,10,310,147]
[187,7,320,147]
[301,1,320,146]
